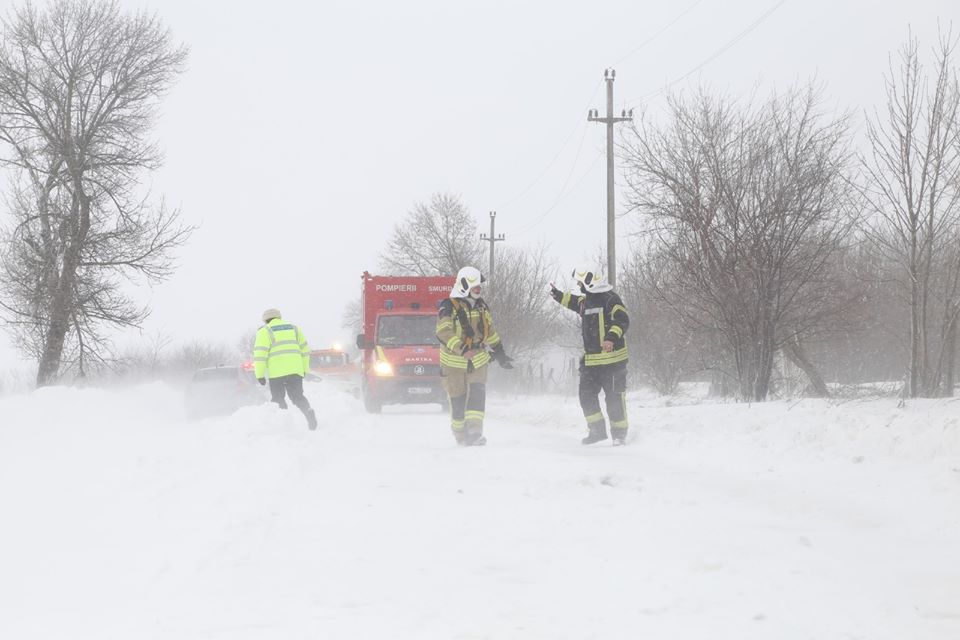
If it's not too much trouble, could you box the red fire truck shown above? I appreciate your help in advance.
[355,272,452,413]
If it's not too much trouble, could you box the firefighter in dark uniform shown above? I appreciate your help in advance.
[550,267,630,445]
[436,266,514,446]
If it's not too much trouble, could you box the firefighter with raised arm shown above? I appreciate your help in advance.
[550,267,630,445]
[253,308,318,430]
[436,267,514,446]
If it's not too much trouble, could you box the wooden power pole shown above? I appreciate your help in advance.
[480,211,506,283]
[588,68,633,287]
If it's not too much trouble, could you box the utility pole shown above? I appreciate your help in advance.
[479,211,506,284]
[588,68,633,287]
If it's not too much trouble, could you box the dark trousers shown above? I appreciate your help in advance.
[268,374,312,418]
[579,363,628,434]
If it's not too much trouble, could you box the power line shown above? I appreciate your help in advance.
[625,0,789,106]
[511,120,592,236]
[609,0,707,68]
[512,151,605,237]
[494,0,707,213]
[504,0,790,248]
[493,79,601,211]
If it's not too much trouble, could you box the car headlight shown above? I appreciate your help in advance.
[373,360,394,376]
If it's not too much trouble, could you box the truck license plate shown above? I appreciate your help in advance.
[407,386,433,395]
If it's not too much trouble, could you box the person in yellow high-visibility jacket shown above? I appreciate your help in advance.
[436,267,513,446]
[253,308,317,430]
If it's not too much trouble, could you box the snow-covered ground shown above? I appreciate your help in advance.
[1,382,958,639]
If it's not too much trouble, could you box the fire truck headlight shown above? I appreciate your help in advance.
[373,360,394,376]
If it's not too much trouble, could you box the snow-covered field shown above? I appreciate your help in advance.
[1,381,958,639]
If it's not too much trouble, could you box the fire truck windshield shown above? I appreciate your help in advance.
[376,315,437,346]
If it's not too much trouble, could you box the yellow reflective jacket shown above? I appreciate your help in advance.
[253,318,310,378]
[435,297,502,370]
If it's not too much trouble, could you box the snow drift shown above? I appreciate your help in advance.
[1,382,958,639]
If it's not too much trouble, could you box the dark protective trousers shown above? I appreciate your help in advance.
[579,363,628,436]
[268,374,313,420]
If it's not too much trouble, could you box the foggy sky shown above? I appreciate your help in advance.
[1,0,957,368]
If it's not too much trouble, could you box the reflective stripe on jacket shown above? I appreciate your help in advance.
[253,318,310,378]
[435,297,502,370]
[555,289,629,367]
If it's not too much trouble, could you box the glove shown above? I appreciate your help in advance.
[549,282,562,302]
[257,377,266,386]
[491,345,514,369]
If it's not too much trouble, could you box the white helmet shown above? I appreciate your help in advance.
[451,266,485,298]
[572,266,612,293]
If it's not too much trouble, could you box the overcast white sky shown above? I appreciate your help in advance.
[2,0,958,368]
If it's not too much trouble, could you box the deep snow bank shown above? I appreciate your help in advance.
[1,382,958,640]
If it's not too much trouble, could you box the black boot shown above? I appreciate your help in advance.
[453,429,468,446]
[306,409,318,430]
[611,427,627,446]
[581,424,608,445]
[465,430,487,446]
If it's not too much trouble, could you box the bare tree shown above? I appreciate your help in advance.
[0,0,191,386]
[235,329,258,361]
[169,341,234,373]
[619,246,697,395]
[141,330,174,376]
[379,192,482,276]
[483,244,561,359]
[623,85,854,401]
[108,338,234,385]
[340,298,362,348]
[861,28,960,397]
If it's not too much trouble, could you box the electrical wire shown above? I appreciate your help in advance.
[512,150,605,237]
[506,1,790,238]
[626,0,789,106]
[493,79,601,211]
[494,0,708,212]
[609,0,707,68]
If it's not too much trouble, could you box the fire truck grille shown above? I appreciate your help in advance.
[397,364,441,377]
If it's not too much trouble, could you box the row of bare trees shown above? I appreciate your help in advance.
[0,0,190,386]
[861,30,960,397]
[622,86,854,401]
[373,29,960,401]
[619,30,960,400]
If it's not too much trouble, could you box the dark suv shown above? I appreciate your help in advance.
[184,365,266,420]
